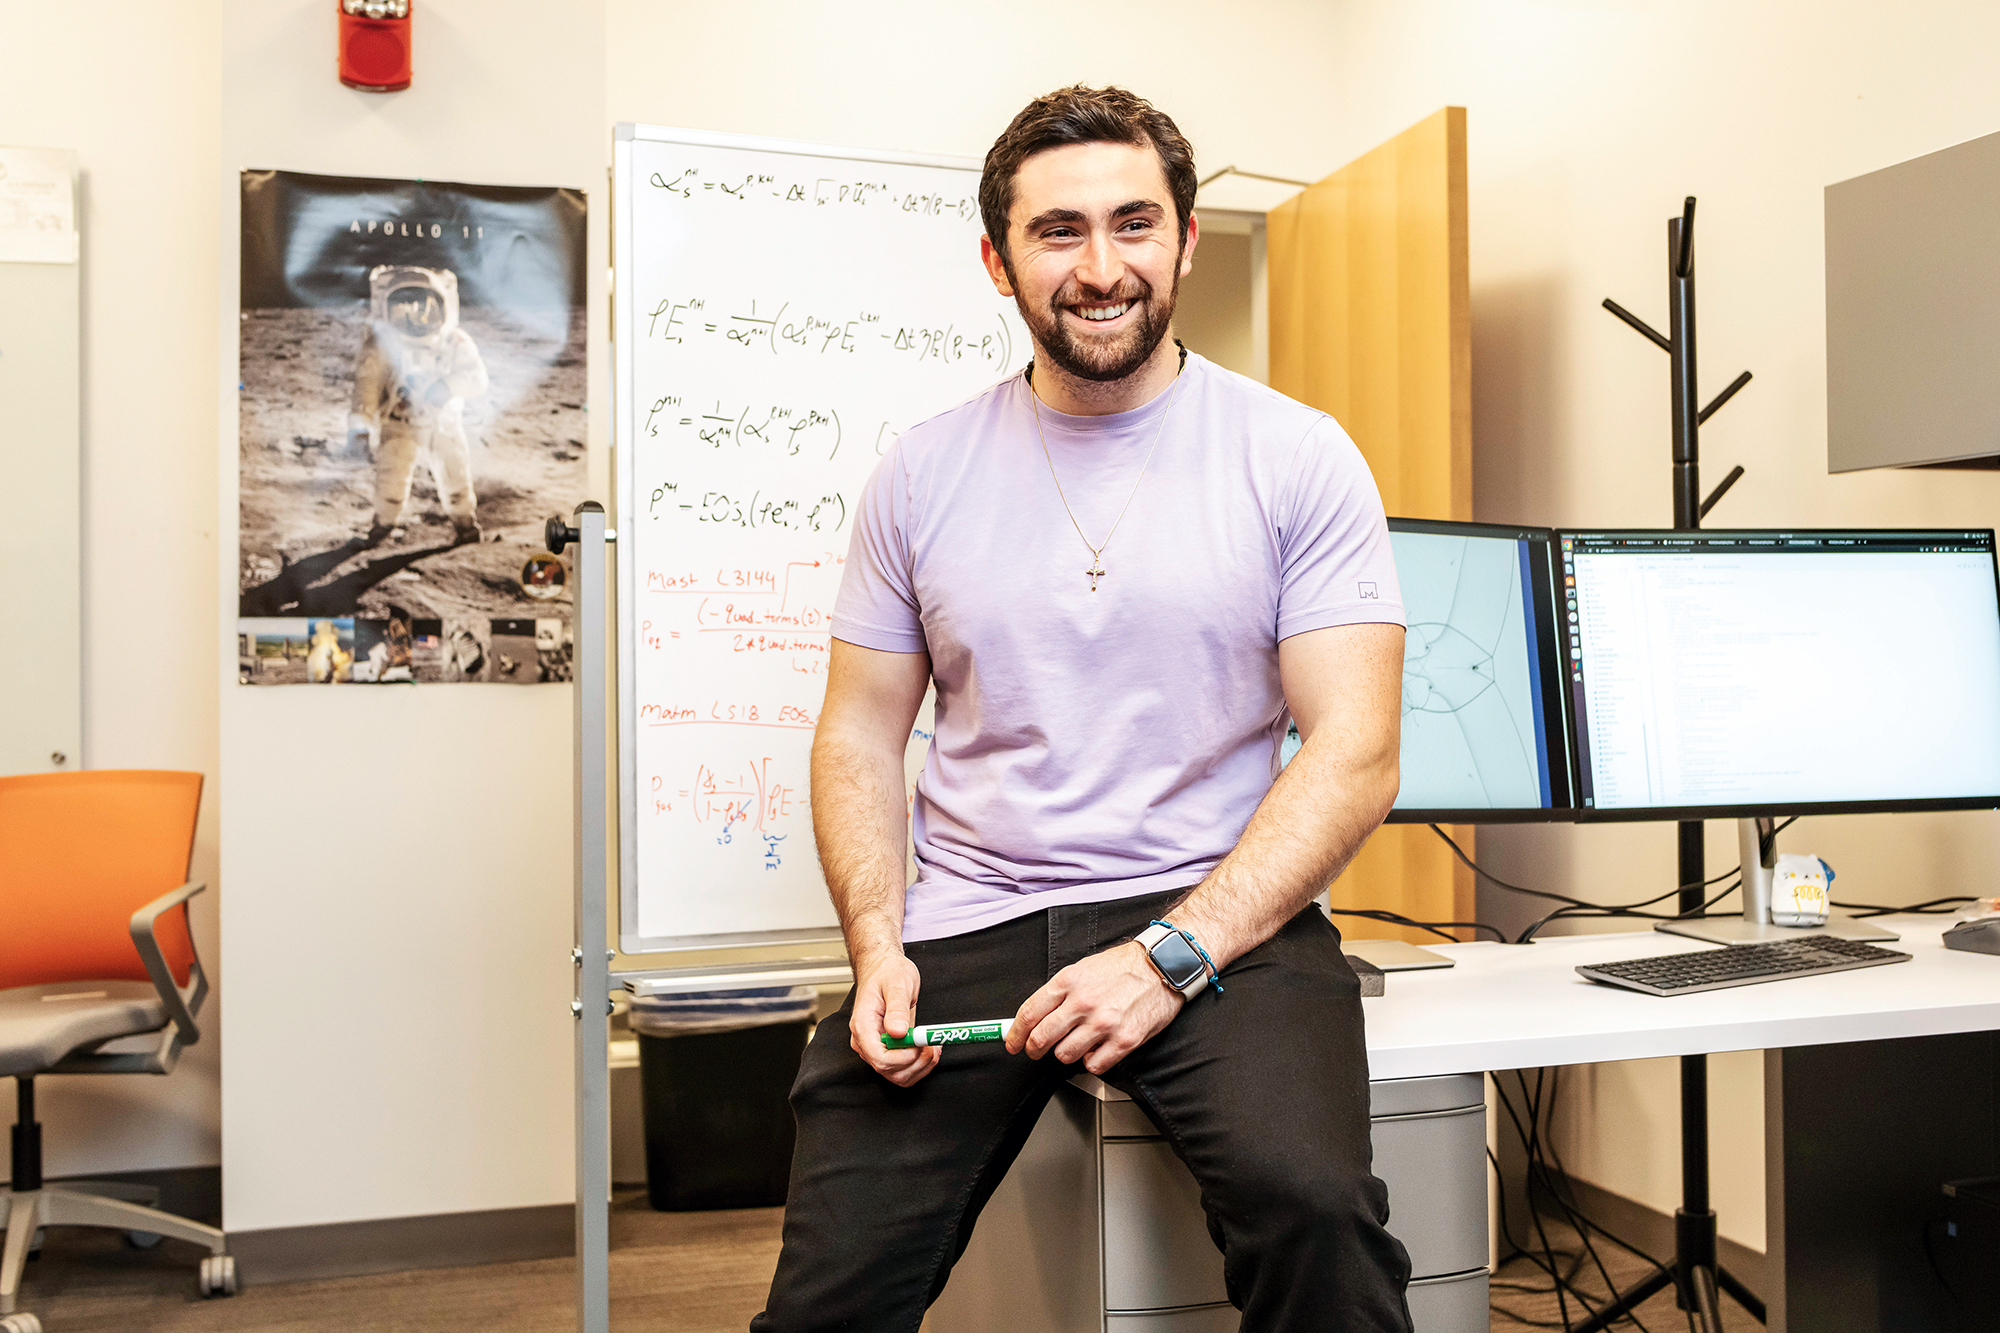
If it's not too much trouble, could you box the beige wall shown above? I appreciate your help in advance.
[0,4,223,1183]
[13,0,1998,1246]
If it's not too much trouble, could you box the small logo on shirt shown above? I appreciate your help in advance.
[1358,582,1378,599]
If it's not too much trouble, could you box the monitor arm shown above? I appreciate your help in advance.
[1736,817,1778,925]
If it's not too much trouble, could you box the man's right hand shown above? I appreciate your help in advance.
[850,950,940,1087]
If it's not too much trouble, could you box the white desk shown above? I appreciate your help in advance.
[1378,916,2000,1333]
[1361,916,2000,1077]
[935,916,2000,1333]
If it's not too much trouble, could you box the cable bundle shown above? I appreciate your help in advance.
[1489,1069,1672,1330]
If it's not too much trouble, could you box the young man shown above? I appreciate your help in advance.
[754,86,1412,1332]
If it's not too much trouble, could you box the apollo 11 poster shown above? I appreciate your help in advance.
[236,169,586,684]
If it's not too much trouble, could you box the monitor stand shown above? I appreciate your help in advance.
[1655,818,1899,945]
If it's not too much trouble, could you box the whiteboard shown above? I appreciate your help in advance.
[612,124,1027,952]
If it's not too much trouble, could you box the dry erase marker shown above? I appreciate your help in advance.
[880,1019,1013,1049]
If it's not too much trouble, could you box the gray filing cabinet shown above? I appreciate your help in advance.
[925,1072,1488,1333]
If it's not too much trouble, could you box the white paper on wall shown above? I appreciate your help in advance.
[0,146,77,264]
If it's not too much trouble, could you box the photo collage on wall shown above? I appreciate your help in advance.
[236,169,585,684]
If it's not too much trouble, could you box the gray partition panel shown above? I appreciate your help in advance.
[0,197,82,777]
[1827,128,2000,471]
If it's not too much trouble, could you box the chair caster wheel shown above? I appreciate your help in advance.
[198,1253,238,1297]
[126,1229,163,1249]
[0,1312,45,1333]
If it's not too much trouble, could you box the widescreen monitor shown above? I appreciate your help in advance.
[1377,519,1575,822]
[1564,529,2000,819]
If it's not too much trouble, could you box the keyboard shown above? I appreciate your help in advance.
[1576,935,1911,996]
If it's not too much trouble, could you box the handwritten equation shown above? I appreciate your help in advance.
[640,554,838,602]
[646,165,979,223]
[693,600,830,633]
[640,758,799,864]
[644,294,1014,374]
[640,391,846,459]
[641,481,847,535]
[643,630,826,678]
[638,700,820,730]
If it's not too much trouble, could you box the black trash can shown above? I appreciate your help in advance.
[631,986,817,1211]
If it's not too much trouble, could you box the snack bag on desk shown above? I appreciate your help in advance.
[1771,853,1832,927]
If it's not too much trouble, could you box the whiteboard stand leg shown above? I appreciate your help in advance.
[561,502,613,1333]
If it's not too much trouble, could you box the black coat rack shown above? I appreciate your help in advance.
[1573,199,1763,1333]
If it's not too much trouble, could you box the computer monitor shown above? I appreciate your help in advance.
[1564,528,2000,820]
[1376,519,1575,822]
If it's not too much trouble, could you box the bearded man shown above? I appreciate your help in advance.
[755,85,1413,1333]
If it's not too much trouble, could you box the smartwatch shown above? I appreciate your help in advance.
[1134,922,1211,999]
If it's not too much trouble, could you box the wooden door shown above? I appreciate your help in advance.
[1267,107,1474,943]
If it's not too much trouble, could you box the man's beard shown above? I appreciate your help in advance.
[1011,261,1181,384]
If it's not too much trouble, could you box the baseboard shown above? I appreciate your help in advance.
[37,1165,223,1226]
[1546,1171,1766,1296]
[229,1203,574,1284]
[13,1167,572,1287]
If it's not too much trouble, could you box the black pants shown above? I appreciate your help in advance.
[752,890,1414,1332]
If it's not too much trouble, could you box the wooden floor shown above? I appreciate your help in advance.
[1488,1216,1763,1332]
[9,1191,785,1332]
[15,1194,1756,1332]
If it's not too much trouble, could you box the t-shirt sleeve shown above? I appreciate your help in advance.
[830,445,930,653]
[1274,415,1407,640]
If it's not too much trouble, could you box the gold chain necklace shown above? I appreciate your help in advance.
[1027,358,1185,592]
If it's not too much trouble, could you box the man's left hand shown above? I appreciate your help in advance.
[1006,941,1184,1076]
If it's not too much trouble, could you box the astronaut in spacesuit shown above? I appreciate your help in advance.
[348,265,490,546]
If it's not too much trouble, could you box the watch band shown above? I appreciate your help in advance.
[1135,921,1212,999]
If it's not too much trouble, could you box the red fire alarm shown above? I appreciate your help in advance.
[338,0,412,93]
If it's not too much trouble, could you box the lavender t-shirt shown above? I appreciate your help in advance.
[832,352,1405,942]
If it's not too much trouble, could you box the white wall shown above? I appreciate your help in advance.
[215,0,605,1232]
[0,3,224,1183]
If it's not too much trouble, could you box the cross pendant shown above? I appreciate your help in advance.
[1086,559,1106,592]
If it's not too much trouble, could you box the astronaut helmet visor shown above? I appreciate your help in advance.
[385,286,447,336]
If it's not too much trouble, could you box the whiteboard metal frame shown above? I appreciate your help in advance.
[569,504,612,1333]
[611,123,984,955]
[574,501,868,1333]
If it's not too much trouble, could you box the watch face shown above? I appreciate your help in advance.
[1148,931,1207,990]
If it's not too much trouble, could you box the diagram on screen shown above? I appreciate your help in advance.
[1390,532,1543,808]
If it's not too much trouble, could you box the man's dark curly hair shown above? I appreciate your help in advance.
[978,85,1197,265]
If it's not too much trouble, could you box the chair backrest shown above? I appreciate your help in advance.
[0,770,203,991]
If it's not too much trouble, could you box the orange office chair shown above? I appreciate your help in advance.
[0,771,237,1332]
